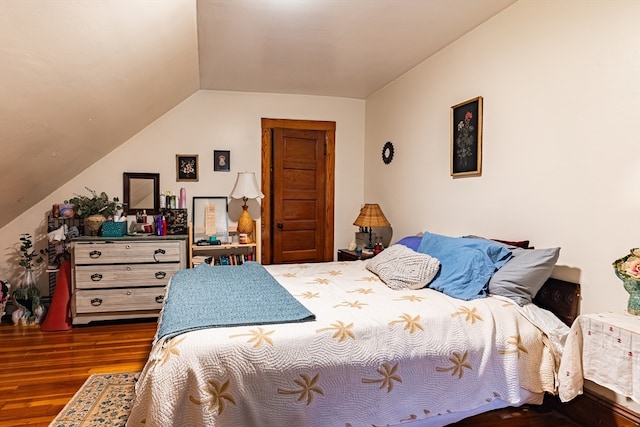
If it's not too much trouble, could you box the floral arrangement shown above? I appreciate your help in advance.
[613,248,640,282]
[613,248,640,315]
[66,187,123,218]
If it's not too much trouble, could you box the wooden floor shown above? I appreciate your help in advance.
[0,318,581,427]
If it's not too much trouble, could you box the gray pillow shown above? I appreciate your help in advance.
[488,247,560,305]
[366,244,440,290]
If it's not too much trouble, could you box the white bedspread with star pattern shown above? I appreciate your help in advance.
[128,260,566,427]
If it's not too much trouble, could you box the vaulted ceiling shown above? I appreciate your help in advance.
[0,0,516,228]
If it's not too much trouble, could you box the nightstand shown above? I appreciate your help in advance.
[337,249,375,261]
[560,311,640,404]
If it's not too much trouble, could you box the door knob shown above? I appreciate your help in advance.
[277,222,283,229]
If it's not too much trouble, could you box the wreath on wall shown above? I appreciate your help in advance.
[382,141,394,164]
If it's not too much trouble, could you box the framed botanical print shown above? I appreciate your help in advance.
[176,154,199,182]
[451,96,483,177]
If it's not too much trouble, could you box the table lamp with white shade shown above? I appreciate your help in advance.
[229,172,264,243]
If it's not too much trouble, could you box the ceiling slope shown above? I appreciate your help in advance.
[0,0,200,227]
[0,0,515,228]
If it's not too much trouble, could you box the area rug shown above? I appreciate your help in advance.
[50,372,137,427]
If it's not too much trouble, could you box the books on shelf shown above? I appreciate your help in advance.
[191,255,213,267]
[192,252,254,267]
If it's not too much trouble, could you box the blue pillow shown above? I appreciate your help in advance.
[417,231,512,300]
[394,235,422,251]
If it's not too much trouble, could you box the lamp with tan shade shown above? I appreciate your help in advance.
[229,172,264,243]
[353,203,390,250]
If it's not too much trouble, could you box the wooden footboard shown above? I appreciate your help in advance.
[534,277,581,326]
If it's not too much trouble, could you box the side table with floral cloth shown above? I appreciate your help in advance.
[559,311,640,403]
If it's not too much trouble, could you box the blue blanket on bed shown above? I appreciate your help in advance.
[417,232,512,300]
[156,262,315,341]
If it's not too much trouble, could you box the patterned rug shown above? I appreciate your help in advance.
[50,372,137,427]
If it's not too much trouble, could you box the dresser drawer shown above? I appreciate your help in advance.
[74,287,166,313]
[74,263,180,289]
[74,241,182,264]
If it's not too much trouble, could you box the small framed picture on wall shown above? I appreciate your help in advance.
[451,96,483,177]
[214,150,230,172]
[176,154,199,181]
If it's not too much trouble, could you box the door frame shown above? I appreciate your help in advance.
[260,118,336,264]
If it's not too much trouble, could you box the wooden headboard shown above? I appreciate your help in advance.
[534,277,581,326]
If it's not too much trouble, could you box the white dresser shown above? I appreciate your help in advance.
[71,236,187,325]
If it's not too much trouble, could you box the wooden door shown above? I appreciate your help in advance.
[261,119,335,264]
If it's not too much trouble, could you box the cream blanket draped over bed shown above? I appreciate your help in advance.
[128,260,565,427]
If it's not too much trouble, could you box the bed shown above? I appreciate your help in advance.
[127,233,580,427]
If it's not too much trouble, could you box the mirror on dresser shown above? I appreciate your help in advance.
[123,172,160,215]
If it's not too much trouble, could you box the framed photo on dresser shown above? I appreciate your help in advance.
[191,196,228,244]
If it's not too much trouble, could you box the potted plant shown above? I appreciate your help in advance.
[12,233,44,320]
[66,187,123,236]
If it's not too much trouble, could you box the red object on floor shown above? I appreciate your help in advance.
[41,260,72,331]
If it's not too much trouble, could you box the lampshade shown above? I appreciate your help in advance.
[229,172,263,242]
[353,203,390,228]
[229,172,264,201]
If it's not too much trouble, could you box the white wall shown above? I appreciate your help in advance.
[3,0,638,316]
[364,0,640,315]
[0,90,365,296]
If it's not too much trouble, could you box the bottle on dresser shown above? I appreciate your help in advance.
[155,215,163,236]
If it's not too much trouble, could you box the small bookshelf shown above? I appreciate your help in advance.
[188,221,259,268]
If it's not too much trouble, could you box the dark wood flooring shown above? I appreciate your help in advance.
[0,318,581,427]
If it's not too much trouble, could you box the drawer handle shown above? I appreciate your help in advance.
[90,298,102,306]
[127,291,132,295]
[126,244,131,249]
[89,250,102,259]
[155,271,167,279]
[90,273,103,282]
[153,248,166,262]
[155,295,164,304]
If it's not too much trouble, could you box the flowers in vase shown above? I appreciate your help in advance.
[613,248,640,281]
[613,248,640,316]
